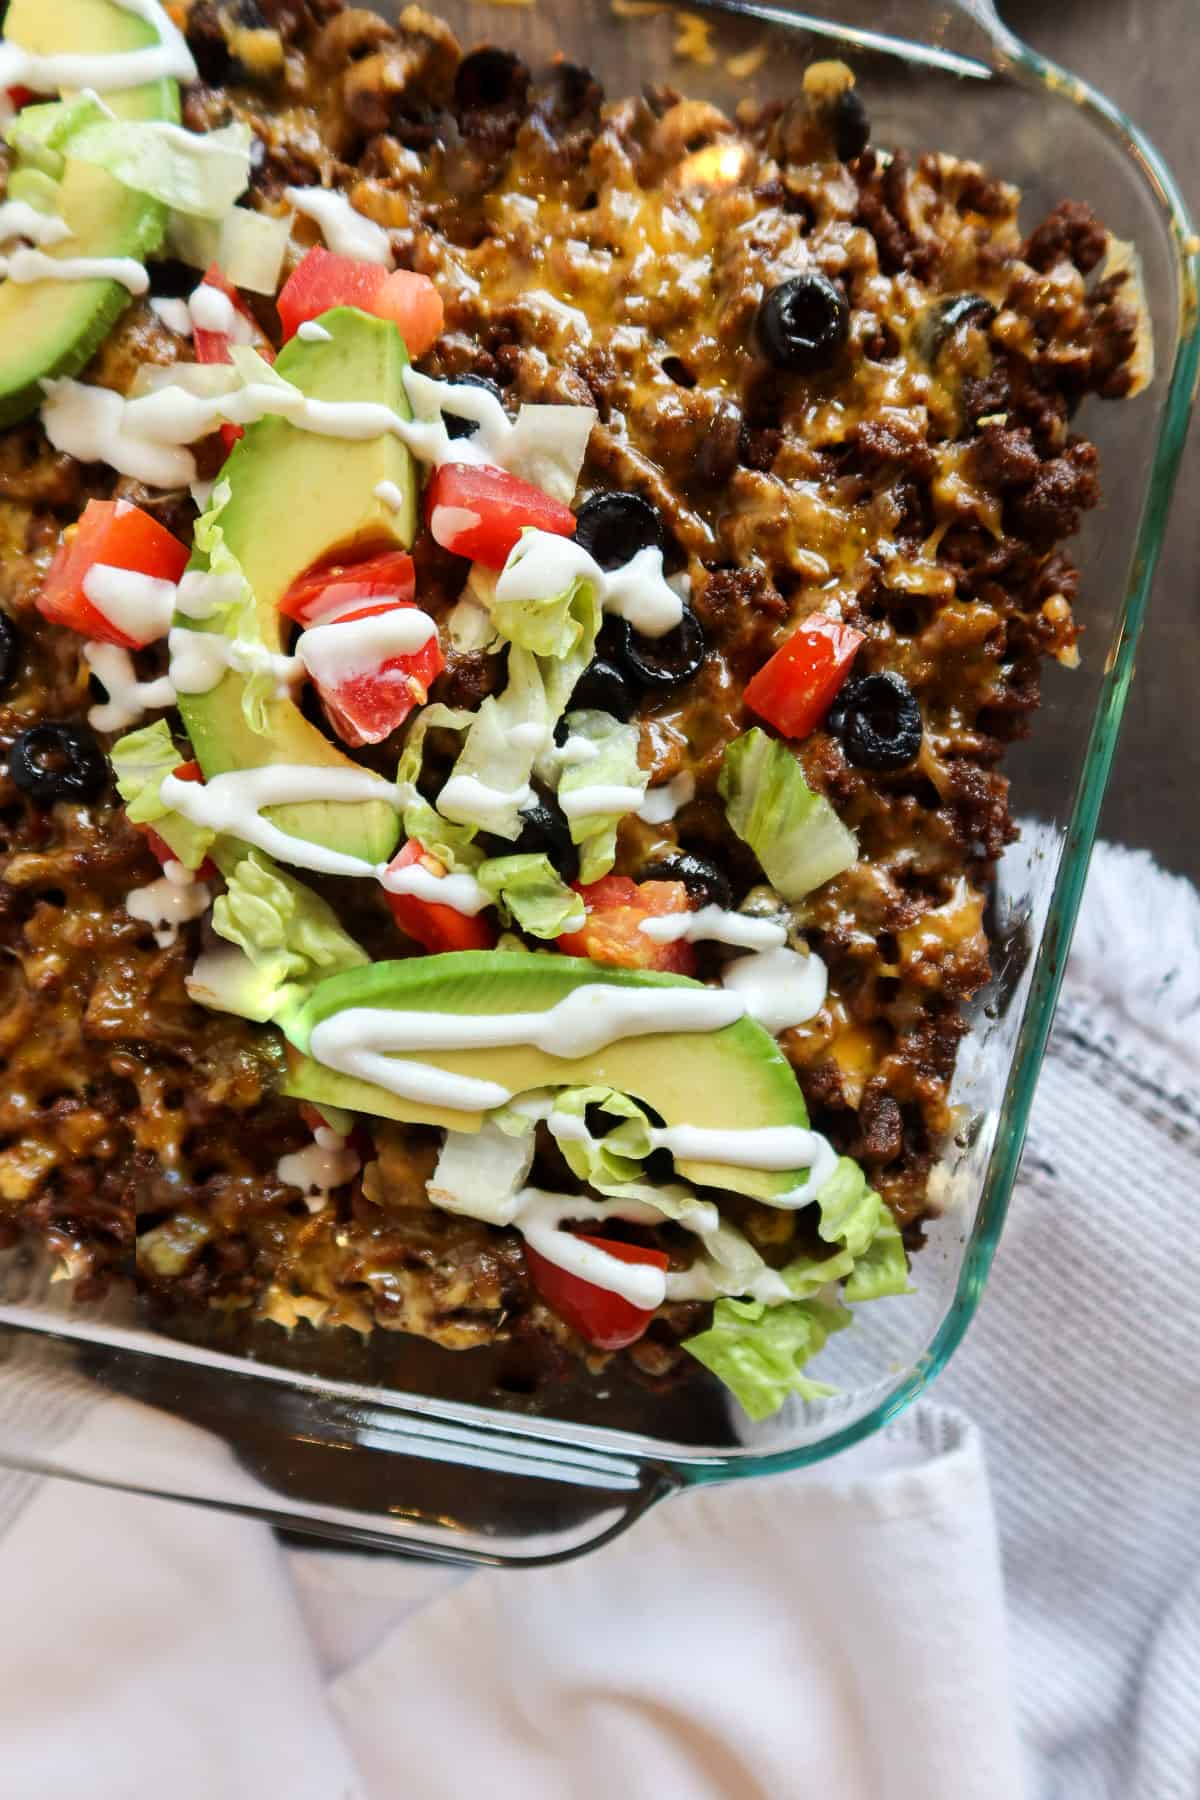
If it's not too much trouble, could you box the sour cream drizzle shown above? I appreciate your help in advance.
[722,944,829,1036]
[295,607,436,688]
[0,248,148,293]
[277,1128,360,1214]
[641,907,788,950]
[167,627,300,697]
[125,862,211,948]
[307,986,746,1115]
[285,186,393,266]
[83,641,176,733]
[0,202,72,247]
[0,0,197,95]
[636,771,694,824]
[82,563,176,644]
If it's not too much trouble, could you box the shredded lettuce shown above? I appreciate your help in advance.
[502,404,596,505]
[684,1296,853,1422]
[477,854,585,939]
[167,204,290,293]
[844,1205,913,1302]
[109,719,215,870]
[427,1119,535,1226]
[493,563,594,661]
[8,98,251,220]
[719,727,857,901]
[209,850,368,1034]
[557,708,649,883]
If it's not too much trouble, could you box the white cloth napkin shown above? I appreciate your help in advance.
[0,837,1197,1800]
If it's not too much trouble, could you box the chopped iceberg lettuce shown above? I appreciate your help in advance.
[684,1296,853,1421]
[8,98,251,220]
[109,718,215,870]
[476,854,586,939]
[719,727,857,900]
[556,708,649,883]
[208,850,368,1036]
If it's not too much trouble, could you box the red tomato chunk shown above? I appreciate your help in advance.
[556,877,696,976]
[36,499,189,647]
[425,463,577,569]
[526,1236,670,1350]
[299,600,444,748]
[744,614,864,741]
[383,841,496,953]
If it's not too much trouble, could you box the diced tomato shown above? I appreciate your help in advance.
[280,549,417,627]
[744,614,865,741]
[526,1235,670,1350]
[300,599,444,747]
[383,840,497,954]
[556,876,696,976]
[276,247,444,355]
[371,269,445,357]
[425,464,577,569]
[139,762,217,880]
[192,263,273,452]
[37,499,189,647]
[6,86,41,111]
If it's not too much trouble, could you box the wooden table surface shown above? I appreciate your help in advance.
[1002,0,1199,881]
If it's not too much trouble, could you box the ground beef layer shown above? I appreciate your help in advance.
[0,2,1137,1385]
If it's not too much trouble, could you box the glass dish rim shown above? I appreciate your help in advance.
[0,0,1196,1542]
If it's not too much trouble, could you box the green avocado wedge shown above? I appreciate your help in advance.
[177,308,418,865]
[0,0,179,427]
[282,952,816,1204]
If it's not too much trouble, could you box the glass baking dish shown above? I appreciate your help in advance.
[0,0,1195,1565]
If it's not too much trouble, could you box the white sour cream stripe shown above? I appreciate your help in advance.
[285,186,393,266]
[83,641,175,733]
[295,607,436,687]
[379,859,490,918]
[82,562,176,643]
[636,771,694,824]
[640,907,788,950]
[307,986,746,1114]
[125,863,211,948]
[167,626,301,696]
[721,944,829,1036]
[0,0,197,94]
[0,248,148,293]
[277,1130,360,1214]
[0,201,72,247]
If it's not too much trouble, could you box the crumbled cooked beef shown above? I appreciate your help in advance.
[0,4,1135,1385]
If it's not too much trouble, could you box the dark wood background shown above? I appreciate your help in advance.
[1000,0,1199,881]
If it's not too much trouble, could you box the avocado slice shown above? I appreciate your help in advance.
[177,308,417,865]
[0,0,179,427]
[283,952,815,1203]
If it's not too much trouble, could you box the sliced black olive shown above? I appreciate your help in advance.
[638,851,731,911]
[514,797,578,882]
[0,612,18,694]
[829,672,923,771]
[444,372,505,441]
[612,603,706,694]
[917,293,996,360]
[832,88,870,161]
[574,492,664,572]
[757,273,850,374]
[569,656,636,720]
[454,47,530,114]
[9,722,108,805]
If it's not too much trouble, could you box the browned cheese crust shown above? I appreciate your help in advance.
[0,2,1137,1380]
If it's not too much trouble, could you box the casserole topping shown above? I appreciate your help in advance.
[0,0,1140,1416]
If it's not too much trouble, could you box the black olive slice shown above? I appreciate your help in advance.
[513,797,578,882]
[574,493,665,572]
[757,273,850,374]
[454,48,530,114]
[832,88,870,161]
[829,672,923,770]
[569,656,636,719]
[444,372,505,440]
[917,293,996,360]
[638,851,731,911]
[612,604,706,694]
[10,722,109,804]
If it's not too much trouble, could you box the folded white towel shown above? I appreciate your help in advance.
[0,837,1196,1800]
